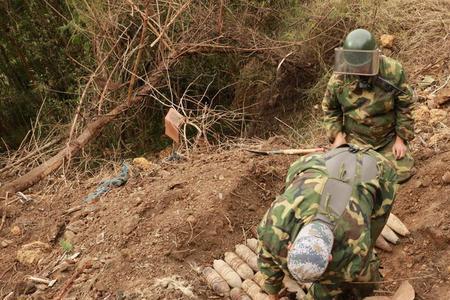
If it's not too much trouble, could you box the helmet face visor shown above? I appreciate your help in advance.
[334,48,380,76]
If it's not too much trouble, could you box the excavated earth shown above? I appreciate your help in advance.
[1,104,450,300]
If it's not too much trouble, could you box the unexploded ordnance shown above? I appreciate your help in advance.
[375,235,393,252]
[283,276,306,298]
[235,244,259,271]
[381,225,399,244]
[246,238,259,253]
[387,213,410,236]
[203,266,230,296]
[253,272,265,287]
[213,259,242,288]
[241,279,268,300]
[230,287,252,300]
[225,252,254,280]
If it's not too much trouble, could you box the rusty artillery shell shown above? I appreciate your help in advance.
[381,225,399,244]
[230,287,252,300]
[246,238,259,253]
[213,259,242,288]
[375,235,393,252]
[252,272,265,287]
[235,244,259,272]
[202,266,230,296]
[387,213,410,236]
[225,252,254,280]
[241,279,269,300]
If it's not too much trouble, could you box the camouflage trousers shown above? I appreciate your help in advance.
[348,137,414,184]
[304,252,381,300]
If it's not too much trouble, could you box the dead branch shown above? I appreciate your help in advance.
[52,261,92,300]
[126,10,149,105]
[0,138,62,175]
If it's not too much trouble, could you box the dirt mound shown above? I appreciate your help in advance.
[0,145,295,299]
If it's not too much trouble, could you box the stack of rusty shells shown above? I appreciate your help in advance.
[202,238,307,300]
[203,214,409,299]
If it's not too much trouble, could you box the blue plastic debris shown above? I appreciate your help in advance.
[85,163,130,202]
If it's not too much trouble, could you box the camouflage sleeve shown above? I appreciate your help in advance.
[370,158,399,242]
[257,243,285,295]
[394,69,415,142]
[322,74,344,143]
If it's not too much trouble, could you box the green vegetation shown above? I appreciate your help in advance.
[59,239,73,253]
[1,0,448,159]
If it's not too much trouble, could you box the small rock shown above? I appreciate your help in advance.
[1,239,13,248]
[160,170,170,178]
[422,177,432,187]
[414,181,423,189]
[380,34,395,49]
[11,225,22,236]
[218,193,223,200]
[121,214,140,235]
[218,175,225,180]
[63,230,76,244]
[186,215,197,224]
[57,261,75,273]
[16,241,51,265]
[443,171,450,184]
[419,75,436,89]
[35,283,48,291]
[66,220,85,234]
[132,157,154,171]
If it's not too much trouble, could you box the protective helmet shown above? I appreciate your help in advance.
[334,28,380,76]
[343,29,377,66]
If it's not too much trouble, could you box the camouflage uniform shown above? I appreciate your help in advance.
[257,146,398,299]
[322,56,415,182]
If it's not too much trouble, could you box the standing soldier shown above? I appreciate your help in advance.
[322,28,415,183]
[257,145,398,300]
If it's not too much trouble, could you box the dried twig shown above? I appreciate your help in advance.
[52,261,92,300]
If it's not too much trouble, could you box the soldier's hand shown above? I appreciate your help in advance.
[332,132,347,148]
[392,136,407,160]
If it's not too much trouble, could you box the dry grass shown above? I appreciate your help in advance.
[1,0,448,191]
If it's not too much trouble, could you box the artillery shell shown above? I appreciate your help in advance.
[246,238,259,253]
[235,244,259,271]
[230,287,252,300]
[387,213,410,236]
[253,272,265,287]
[225,252,254,280]
[213,259,242,288]
[375,235,393,252]
[242,279,268,300]
[381,225,399,244]
[202,266,230,296]
[283,276,306,298]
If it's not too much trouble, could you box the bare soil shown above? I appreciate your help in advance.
[1,100,450,300]
[1,118,450,299]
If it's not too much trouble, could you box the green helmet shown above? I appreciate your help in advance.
[343,29,377,66]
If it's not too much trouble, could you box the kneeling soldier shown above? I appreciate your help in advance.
[257,145,398,300]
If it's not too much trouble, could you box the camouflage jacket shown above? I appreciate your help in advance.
[322,56,414,149]
[257,147,398,295]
